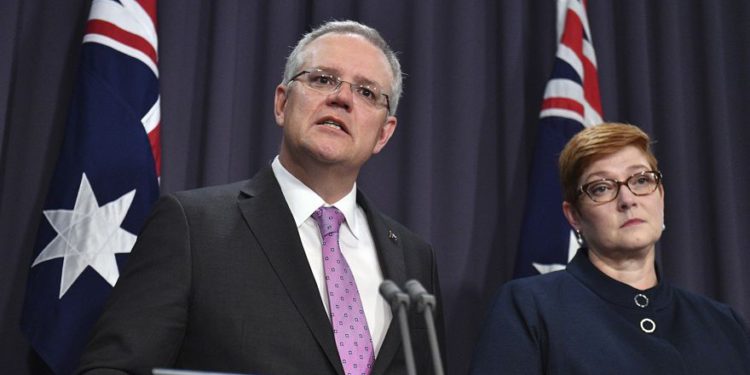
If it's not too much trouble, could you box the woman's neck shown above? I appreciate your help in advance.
[587,246,658,290]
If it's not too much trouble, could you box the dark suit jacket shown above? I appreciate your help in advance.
[76,167,444,375]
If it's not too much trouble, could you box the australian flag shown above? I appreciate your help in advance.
[514,0,603,278]
[20,0,160,373]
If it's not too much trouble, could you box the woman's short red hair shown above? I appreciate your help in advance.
[559,123,658,204]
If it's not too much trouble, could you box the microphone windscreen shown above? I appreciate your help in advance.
[405,279,428,300]
[379,279,403,301]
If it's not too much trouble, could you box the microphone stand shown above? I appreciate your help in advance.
[405,279,444,375]
[379,280,417,375]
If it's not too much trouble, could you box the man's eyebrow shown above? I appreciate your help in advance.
[311,66,340,75]
[355,76,378,86]
[312,66,384,89]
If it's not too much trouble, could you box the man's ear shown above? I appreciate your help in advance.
[274,84,288,127]
[372,115,397,154]
[562,201,581,231]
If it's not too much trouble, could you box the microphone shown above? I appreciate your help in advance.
[405,279,444,375]
[379,280,417,375]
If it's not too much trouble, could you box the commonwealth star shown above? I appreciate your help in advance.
[32,173,137,298]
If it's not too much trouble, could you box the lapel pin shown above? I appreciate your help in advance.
[388,230,398,242]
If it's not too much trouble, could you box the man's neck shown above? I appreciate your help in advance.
[279,153,358,204]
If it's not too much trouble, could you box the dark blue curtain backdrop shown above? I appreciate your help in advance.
[2,1,749,374]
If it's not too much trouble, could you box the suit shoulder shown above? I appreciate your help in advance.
[512,268,572,286]
[481,272,575,331]
[168,180,249,205]
[671,285,746,323]
[501,270,572,296]
[172,180,248,198]
[147,181,252,221]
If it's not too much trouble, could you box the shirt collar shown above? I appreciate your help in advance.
[271,156,361,238]
[566,248,671,310]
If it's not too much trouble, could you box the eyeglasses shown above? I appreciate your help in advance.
[289,69,391,114]
[578,170,663,203]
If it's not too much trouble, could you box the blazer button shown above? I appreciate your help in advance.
[640,318,656,333]
[634,293,649,308]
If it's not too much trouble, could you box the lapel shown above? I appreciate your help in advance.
[236,167,344,375]
[357,192,408,375]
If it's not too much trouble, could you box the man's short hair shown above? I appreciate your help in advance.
[283,20,403,115]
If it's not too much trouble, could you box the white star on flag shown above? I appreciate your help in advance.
[32,173,137,298]
[532,230,579,274]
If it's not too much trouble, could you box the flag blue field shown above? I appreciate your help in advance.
[514,0,603,278]
[20,0,160,373]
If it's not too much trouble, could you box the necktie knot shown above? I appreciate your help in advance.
[312,206,345,237]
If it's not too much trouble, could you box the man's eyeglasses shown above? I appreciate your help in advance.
[289,69,391,114]
[578,170,663,203]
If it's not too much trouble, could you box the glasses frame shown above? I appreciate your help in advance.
[288,69,392,114]
[577,170,663,203]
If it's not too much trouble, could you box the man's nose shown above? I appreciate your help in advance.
[326,81,354,111]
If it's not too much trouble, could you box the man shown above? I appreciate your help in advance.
[76,20,443,375]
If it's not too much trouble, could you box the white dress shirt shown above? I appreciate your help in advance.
[271,156,392,354]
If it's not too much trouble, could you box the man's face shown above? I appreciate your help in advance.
[274,33,397,174]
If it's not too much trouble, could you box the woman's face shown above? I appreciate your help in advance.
[563,145,664,257]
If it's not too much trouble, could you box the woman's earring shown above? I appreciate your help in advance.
[574,229,584,246]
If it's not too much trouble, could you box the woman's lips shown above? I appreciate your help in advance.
[621,218,645,228]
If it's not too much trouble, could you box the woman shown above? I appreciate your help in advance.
[470,123,750,374]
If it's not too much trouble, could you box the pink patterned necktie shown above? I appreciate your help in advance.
[312,206,375,375]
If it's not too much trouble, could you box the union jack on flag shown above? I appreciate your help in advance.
[514,0,603,278]
[21,1,160,373]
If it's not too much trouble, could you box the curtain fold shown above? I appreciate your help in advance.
[2,1,749,374]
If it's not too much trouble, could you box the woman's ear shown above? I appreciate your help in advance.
[562,201,581,231]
